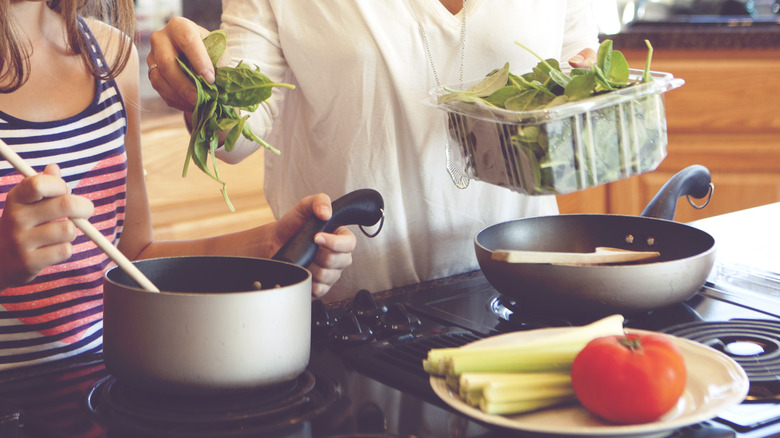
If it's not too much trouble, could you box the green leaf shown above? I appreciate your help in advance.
[606,50,630,85]
[203,30,227,67]
[596,39,613,77]
[514,42,571,88]
[464,63,511,97]
[215,61,294,109]
[438,91,495,105]
[642,39,654,83]
[564,73,596,100]
[591,64,616,92]
[175,30,293,210]
[219,116,244,152]
[505,89,552,111]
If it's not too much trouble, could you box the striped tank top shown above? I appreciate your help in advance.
[0,17,127,369]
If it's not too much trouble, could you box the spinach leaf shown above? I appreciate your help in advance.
[178,30,295,212]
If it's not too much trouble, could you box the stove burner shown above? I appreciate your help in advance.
[86,370,340,437]
[663,319,780,402]
[490,295,576,329]
[491,294,705,332]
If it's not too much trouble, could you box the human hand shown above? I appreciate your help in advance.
[0,164,95,289]
[273,193,357,298]
[568,47,597,69]
[147,17,213,112]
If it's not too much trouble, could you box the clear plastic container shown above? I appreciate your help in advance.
[430,69,685,195]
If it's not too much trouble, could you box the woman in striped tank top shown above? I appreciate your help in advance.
[0,0,356,370]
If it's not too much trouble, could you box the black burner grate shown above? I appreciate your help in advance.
[663,319,780,402]
[86,371,340,437]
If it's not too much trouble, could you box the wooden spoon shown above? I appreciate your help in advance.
[491,246,661,265]
[0,139,160,292]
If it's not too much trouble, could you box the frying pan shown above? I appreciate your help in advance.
[103,189,384,394]
[475,165,715,317]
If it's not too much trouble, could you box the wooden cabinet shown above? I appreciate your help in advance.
[557,48,780,223]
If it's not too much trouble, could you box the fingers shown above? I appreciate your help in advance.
[0,236,75,288]
[7,176,94,223]
[147,17,213,112]
[308,226,356,298]
[273,193,356,298]
[569,47,597,68]
[313,226,356,254]
[274,193,333,244]
[0,169,94,288]
[309,193,333,221]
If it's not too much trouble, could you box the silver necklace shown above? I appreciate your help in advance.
[409,0,470,189]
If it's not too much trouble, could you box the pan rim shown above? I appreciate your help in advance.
[475,213,716,267]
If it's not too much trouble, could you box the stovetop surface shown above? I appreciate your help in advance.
[2,268,780,438]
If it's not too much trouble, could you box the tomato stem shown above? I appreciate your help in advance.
[618,335,643,352]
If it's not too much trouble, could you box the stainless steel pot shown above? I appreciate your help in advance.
[103,189,384,394]
[475,166,716,317]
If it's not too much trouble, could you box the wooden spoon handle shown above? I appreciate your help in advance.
[0,139,160,292]
[491,247,661,265]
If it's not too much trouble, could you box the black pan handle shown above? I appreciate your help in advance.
[641,165,712,220]
[272,189,385,267]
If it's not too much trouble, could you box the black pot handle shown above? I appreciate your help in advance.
[272,189,385,267]
[641,165,712,220]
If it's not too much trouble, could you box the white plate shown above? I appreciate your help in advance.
[430,328,749,438]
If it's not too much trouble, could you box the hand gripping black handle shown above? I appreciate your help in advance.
[641,165,712,220]
[272,189,384,267]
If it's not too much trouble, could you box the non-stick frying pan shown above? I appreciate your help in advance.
[475,165,715,317]
[103,189,384,394]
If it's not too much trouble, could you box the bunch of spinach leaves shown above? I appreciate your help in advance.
[439,40,668,194]
[178,30,295,211]
[439,39,653,110]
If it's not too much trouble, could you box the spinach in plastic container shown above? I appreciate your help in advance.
[438,39,673,195]
[178,30,295,211]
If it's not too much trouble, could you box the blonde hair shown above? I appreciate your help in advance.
[0,0,135,92]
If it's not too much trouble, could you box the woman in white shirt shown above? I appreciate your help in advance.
[147,1,599,302]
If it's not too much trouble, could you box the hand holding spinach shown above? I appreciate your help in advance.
[177,30,295,211]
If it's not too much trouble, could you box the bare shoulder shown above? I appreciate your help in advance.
[82,17,139,94]
[81,17,141,151]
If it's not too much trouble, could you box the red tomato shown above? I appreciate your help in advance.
[570,332,687,424]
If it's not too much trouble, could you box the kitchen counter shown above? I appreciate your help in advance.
[607,22,780,49]
[691,202,780,303]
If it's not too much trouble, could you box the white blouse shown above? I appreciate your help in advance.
[217,0,600,301]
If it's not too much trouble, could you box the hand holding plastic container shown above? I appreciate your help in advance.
[431,40,684,195]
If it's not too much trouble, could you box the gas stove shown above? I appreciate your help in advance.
[0,204,779,438]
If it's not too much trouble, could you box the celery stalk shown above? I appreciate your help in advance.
[460,372,573,406]
[480,395,575,416]
[424,314,626,416]
[425,314,625,377]
[461,372,571,393]
[447,347,579,375]
[483,381,573,404]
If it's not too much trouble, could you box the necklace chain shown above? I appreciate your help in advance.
[409,0,471,189]
[409,0,467,87]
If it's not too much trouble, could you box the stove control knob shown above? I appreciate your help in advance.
[379,303,421,335]
[311,299,336,340]
[331,313,373,343]
[350,289,388,323]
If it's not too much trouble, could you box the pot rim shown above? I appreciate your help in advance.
[104,255,312,296]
